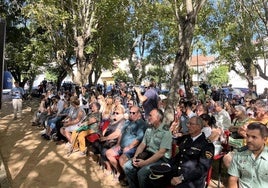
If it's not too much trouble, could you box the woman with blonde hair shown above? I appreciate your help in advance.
[96,105,125,173]
[102,96,114,120]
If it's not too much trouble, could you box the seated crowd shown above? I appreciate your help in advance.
[30,83,268,188]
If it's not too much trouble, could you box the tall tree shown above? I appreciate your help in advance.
[164,0,207,123]
[23,0,130,86]
[1,0,46,85]
[201,0,268,88]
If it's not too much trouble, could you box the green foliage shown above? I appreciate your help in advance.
[207,65,229,86]
[113,70,133,83]
[199,0,268,84]
[146,66,169,84]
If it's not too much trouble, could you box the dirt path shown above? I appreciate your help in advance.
[0,97,123,188]
[0,96,225,188]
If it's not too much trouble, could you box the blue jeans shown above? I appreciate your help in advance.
[123,159,165,188]
[47,116,62,130]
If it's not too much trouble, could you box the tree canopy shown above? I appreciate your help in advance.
[2,0,268,123]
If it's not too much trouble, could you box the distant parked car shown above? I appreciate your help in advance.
[233,87,249,97]
[160,89,169,95]
[220,87,244,103]
[193,87,199,95]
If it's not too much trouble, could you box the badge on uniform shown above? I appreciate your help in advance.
[205,151,213,159]
[191,147,201,151]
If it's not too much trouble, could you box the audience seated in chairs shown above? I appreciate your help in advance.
[31,94,48,126]
[69,102,102,156]
[92,105,126,173]
[57,96,86,145]
[105,106,147,186]
[42,100,70,140]
[223,100,268,168]
[123,109,172,188]
[148,116,214,188]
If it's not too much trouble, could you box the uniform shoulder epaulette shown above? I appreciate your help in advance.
[237,146,248,152]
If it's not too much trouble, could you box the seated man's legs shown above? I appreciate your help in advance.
[118,152,135,186]
[123,159,139,188]
[77,130,91,153]
[106,146,121,173]
[70,131,79,150]
[118,148,136,179]
[55,121,66,142]
[46,116,59,136]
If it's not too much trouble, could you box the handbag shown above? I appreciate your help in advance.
[76,125,89,133]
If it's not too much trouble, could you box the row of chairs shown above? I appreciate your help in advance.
[85,122,231,188]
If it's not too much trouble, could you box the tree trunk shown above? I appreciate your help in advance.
[163,0,205,126]
[73,36,92,86]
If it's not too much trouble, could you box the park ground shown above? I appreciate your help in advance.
[0,95,226,188]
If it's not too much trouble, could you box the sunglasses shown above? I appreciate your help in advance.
[129,111,136,115]
[113,112,120,115]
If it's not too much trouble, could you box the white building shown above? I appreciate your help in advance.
[189,55,268,94]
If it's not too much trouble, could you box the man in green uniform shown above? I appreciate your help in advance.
[228,122,268,188]
[123,108,172,188]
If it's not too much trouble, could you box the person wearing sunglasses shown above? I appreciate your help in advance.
[106,106,147,186]
[97,106,126,173]
[123,108,172,188]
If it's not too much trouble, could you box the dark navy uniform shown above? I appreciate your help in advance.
[168,133,215,188]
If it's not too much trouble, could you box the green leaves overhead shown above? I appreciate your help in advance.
[207,65,229,86]
[200,0,268,86]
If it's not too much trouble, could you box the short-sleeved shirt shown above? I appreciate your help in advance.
[87,112,102,133]
[142,123,172,159]
[120,118,147,148]
[214,109,232,130]
[228,146,268,188]
[143,88,158,118]
[11,86,24,99]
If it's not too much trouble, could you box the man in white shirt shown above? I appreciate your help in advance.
[214,101,232,130]
[11,81,24,120]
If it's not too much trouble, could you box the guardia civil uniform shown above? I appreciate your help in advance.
[228,146,268,188]
[124,123,172,188]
